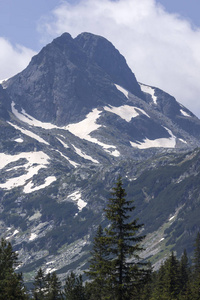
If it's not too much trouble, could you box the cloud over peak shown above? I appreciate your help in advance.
[0,38,36,80]
[39,0,200,116]
[1,0,200,117]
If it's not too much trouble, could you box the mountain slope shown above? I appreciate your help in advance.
[0,32,200,282]
[75,32,143,99]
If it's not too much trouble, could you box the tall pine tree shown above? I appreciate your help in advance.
[45,272,62,300]
[0,238,28,299]
[190,232,200,300]
[163,251,181,299]
[104,177,146,299]
[64,272,86,300]
[180,249,190,295]
[33,268,46,300]
[85,225,111,299]
[87,177,147,300]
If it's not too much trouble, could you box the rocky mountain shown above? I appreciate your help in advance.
[0,32,200,283]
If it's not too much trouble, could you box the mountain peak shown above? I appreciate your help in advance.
[5,32,128,125]
[75,32,143,98]
[53,32,73,42]
[1,32,200,282]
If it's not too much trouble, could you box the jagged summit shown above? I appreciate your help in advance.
[75,32,143,99]
[5,32,135,125]
[3,32,200,146]
[1,32,200,281]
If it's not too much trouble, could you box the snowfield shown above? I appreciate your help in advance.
[130,128,176,149]
[115,84,129,98]
[180,109,191,117]
[11,102,58,130]
[65,108,120,157]
[11,102,120,156]
[24,176,57,194]
[104,104,149,121]
[139,83,157,104]
[0,151,55,192]
[8,122,49,145]
[55,149,80,168]
[9,90,189,157]
[72,144,99,164]
[68,191,87,211]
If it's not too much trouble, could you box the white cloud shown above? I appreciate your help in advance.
[0,37,36,80]
[38,0,200,117]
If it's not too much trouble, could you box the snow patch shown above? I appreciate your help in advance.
[0,78,8,88]
[29,233,38,241]
[180,109,191,117]
[178,138,187,144]
[115,84,129,98]
[11,102,58,129]
[140,83,157,104]
[169,215,176,221]
[66,108,120,157]
[104,104,149,121]
[66,108,101,139]
[68,191,87,211]
[110,149,120,157]
[46,260,55,265]
[56,137,69,148]
[6,229,19,240]
[23,176,57,194]
[130,128,176,149]
[72,144,99,164]
[55,150,79,168]
[14,138,23,143]
[45,268,57,274]
[11,104,120,157]
[0,151,50,190]
[8,122,49,145]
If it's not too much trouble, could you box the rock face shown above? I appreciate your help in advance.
[75,32,143,98]
[0,85,10,120]
[147,86,200,140]
[4,32,200,145]
[1,32,200,283]
[5,33,128,125]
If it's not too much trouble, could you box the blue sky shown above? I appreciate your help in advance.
[1,0,200,117]
[1,0,199,51]
[158,0,200,27]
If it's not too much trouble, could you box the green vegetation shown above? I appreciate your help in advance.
[85,177,149,300]
[0,238,28,299]
[1,178,200,299]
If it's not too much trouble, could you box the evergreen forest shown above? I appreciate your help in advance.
[1,178,200,300]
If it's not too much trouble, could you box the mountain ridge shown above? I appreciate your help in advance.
[0,32,200,282]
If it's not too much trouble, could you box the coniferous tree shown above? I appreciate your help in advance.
[136,262,153,300]
[86,177,147,300]
[192,232,200,278]
[150,264,166,300]
[45,272,63,300]
[0,238,28,299]
[163,251,181,299]
[85,225,111,299]
[151,252,183,300]
[64,272,86,300]
[33,268,46,300]
[179,249,190,295]
[190,232,200,300]
[104,177,147,300]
